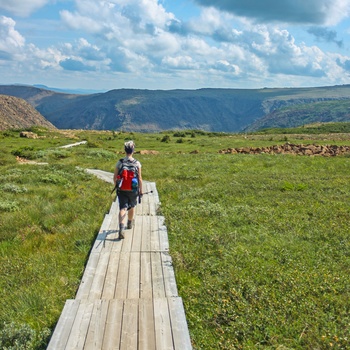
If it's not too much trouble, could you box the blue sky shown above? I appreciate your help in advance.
[1,0,350,91]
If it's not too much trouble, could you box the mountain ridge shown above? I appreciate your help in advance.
[1,84,350,132]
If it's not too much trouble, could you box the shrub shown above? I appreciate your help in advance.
[0,322,50,350]
[0,200,20,212]
[1,184,28,194]
[161,135,170,143]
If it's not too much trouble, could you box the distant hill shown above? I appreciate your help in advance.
[245,99,350,131]
[0,94,56,131]
[1,84,350,132]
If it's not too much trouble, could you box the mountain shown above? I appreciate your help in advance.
[245,99,350,131]
[1,84,350,132]
[0,94,56,131]
[33,84,105,95]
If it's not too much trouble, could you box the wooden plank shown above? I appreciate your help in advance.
[151,252,166,299]
[47,299,79,350]
[103,209,120,252]
[150,216,160,252]
[88,252,110,300]
[139,298,156,350]
[102,299,124,350]
[92,214,112,252]
[115,252,130,299]
[131,215,143,252]
[128,252,141,299]
[140,252,152,299]
[65,300,94,349]
[102,252,120,299]
[168,297,192,350]
[154,298,174,350]
[120,299,139,350]
[84,299,109,350]
[162,252,178,297]
[158,216,170,252]
[141,215,151,252]
[121,220,133,253]
[147,182,158,216]
[76,252,100,300]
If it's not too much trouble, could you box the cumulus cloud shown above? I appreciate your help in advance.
[193,0,350,25]
[0,0,48,17]
[0,16,25,57]
[1,0,350,89]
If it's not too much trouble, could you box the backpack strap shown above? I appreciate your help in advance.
[117,158,124,175]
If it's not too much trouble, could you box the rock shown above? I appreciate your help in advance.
[20,131,38,139]
[218,143,350,157]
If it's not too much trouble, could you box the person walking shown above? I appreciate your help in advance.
[114,140,142,239]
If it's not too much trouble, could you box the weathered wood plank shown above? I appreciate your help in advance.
[162,252,178,297]
[168,297,192,350]
[91,214,112,252]
[150,215,160,252]
[115,252,130,299]
[75,252,100,300]
[120,299,139,350]
[131,215,142,252]
[154,298,174,350]
[152,252,166,299]
[140,252,152,299]
[121,221,134,253]
[102,299,123,350]
[139,298,156,350]
[101,252,120,299]
[65,300,94,349]
[127,252,141,299]
[148,182,159,216]
[88,252,110,300]
[84,299,109,350]
[141,215,151,252]
[158,216,170,252]
[47,299,79,350]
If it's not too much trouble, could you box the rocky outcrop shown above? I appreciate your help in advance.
[0,94,56,130]
[219,143,350,156]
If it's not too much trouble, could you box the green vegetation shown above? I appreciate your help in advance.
[0,127,349,349]
[257,121,350,135]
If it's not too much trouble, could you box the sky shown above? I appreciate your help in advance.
[1,0,350,91]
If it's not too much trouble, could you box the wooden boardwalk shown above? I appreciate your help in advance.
[48,175,192,349]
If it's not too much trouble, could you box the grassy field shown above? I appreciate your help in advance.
[0,127,349,349]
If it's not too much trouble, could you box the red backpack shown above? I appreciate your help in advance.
[117,158,139,192]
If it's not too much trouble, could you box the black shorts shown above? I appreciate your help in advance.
[117,190,138,210]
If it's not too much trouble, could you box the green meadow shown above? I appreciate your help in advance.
[0,127,349,349]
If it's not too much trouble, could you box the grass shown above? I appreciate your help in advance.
[0,127,349,349]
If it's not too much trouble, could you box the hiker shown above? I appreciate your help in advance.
[114,140,143,239]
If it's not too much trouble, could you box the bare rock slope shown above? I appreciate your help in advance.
[0,94,56,130]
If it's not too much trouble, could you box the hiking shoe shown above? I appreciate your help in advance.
[119,225,125,239]
[127,220,134,229]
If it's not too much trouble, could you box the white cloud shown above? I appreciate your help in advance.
[0,0,49,17]
[1,0,350,90]
[162,55,198,69]
[0,16,25,57]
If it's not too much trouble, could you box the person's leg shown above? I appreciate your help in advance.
[118,208,127,239]
[127,207,135,229]
[127,193,138,229]
[117,193,128,239]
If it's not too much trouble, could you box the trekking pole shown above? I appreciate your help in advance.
[138,190,153,204]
